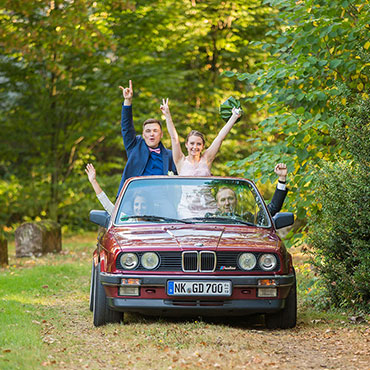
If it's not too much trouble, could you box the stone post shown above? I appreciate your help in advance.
[15,220,62,257]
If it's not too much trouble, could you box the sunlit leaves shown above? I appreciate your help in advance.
[227,0,370,245]
[1,0,275,228]
[0,0,119,225]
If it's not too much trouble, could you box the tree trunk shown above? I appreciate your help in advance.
[15,220,62,257]
[0,237,8,266]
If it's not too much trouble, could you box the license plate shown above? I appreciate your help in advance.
[167,281,232,296]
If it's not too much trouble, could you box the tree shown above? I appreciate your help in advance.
[1,0,275,229]
[226,0,370,241]
[309,91,370,311]
[0,0,119,225]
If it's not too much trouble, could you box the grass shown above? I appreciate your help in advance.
[0,299,45,369]
[1,232,369,369]
[0,233,94,369]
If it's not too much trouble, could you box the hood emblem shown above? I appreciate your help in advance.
[220,266,237,270]
[194,243,204,247]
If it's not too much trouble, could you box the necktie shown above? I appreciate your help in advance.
[149,147,161,154]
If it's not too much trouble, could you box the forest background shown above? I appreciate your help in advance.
[1,0,369,311]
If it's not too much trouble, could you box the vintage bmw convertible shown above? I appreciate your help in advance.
[89,176,296,328]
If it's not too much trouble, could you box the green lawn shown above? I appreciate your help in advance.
[0,233,95,369]
[1,233,367,369]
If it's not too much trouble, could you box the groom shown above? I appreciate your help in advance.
[116,80,177,197]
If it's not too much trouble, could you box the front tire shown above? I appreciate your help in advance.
[265,277,297,329]
[93,263,122,327]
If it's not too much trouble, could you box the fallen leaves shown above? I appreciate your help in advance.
[42,335,56,344]
[5,235,369,370]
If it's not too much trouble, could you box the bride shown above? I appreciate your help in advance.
[160,99,240,218]
[160,98,241,176]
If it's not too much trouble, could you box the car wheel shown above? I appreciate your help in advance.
[265,275,297,330]
[89,260,95,312]
[93,263,123,327]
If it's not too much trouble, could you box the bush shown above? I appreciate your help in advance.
[309,94,370,312]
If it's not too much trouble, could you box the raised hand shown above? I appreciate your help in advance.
[85,163,97,184]
[231,106,242,118]
[119,80,133,102]
[160,98,170,116]
[274,163,288,181]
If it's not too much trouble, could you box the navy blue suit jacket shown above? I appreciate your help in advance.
[268,187,287,217]
[252,187,288,225]
[116,105,177,197]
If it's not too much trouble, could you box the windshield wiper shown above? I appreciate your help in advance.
[120,215,193,224]
[184,216,255,226]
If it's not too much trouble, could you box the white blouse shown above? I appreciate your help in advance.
[97,191,115,215]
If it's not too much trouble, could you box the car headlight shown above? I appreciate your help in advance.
[141,252,159,270]
[120,253,139,270]
[238,253,257,271]
[259,254,277,271]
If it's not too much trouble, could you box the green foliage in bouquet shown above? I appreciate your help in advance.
[220,96,242,122]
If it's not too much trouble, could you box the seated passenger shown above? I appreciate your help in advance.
[131,192,147,216]
[210,163,289,221]
[86,163,149,217]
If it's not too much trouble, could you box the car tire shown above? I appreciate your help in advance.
[93,263,123,327]
[89,260,95,312]
[265,274,297,330]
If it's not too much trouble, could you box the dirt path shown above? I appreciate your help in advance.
[6,235,369,369]
[40,296,369,369]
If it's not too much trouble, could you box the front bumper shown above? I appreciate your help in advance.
[101,272,295,316]
[107,297,285,316]
[100,273,295,287]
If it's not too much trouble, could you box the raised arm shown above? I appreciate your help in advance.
[160,98,185,167]
[202,107,241,166]
[119,80,137,153]
[268,163,288,217]
[85,163,114,215]
[86,163,103,195]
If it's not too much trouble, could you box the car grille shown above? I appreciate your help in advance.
[116,251,280,272]
[182,251,197,272]
[182,251,216,272]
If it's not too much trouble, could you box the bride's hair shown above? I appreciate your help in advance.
[186,130,205,145]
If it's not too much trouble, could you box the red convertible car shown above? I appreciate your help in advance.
[89,176,296,328]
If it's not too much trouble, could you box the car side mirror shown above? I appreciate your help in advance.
[272,212,294,230]
[90,210,111,228]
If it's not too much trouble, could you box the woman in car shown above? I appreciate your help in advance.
[160,98,241,176]
[85,163,147,216]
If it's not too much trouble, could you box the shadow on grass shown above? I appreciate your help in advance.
[124,312,266,329]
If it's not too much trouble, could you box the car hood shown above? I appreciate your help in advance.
[112,224,279,251]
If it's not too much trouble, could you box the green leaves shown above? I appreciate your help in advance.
[222,71,236,77]
[226,0,370,250]
[0,0,119,226]
[219,96,242,122]
[1,0,275,229]
[329,59,342,69]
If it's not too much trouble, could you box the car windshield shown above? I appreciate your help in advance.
[115,178,271,227]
